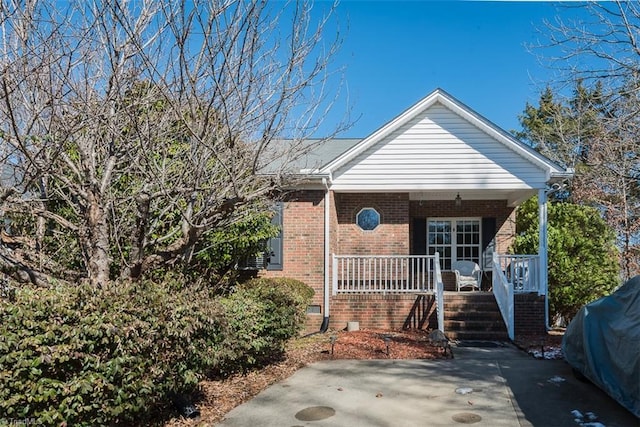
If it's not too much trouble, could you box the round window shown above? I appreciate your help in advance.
[356,208,380,231]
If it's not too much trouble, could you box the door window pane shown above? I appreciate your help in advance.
[428,218,481,269]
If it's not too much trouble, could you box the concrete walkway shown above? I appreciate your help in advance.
[216,342,638,426]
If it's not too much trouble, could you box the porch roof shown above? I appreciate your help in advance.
[296,89,571,202]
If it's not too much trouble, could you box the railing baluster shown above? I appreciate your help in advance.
[346,258,351,292]
[402,258,405,290]
[332,254,461,295]
[392,258,397,292]
[373,258,377,291]
[338,257,342,293]
[410,258,414,290]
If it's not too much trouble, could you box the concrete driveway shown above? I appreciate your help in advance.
[217,342,638,426]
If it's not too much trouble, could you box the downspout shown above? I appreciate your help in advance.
[320,177,331,333]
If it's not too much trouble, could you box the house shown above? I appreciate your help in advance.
[259,89,572,340]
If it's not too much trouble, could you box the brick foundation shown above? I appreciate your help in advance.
[303,314,325,334]
[328,294,437,331]
[514,293,547,336]
[300,291,547,339]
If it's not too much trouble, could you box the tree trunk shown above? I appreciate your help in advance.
[85,192,111,287]
[123,192,151,280]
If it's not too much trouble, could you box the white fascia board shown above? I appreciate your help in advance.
[278,172,331,190]
[329,184,537,192]
[550,168,574,180]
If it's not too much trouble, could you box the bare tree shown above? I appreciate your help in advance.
[529,0,640,279]
[573,85,640,280]
[0,0,345,287]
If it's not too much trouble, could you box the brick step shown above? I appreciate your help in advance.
[441,291,508,340]
[444,293,497,302]
[446,330,509,341]
[444,311,503,321]
[443,320,507,332]
[443,302,501,311]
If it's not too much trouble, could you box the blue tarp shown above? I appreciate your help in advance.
[562,276,640,418]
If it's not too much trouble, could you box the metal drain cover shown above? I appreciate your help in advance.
[452,412,482,423]
[295,406,336,421]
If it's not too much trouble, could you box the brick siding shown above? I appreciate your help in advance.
[261,190,326,308]
[514,293,547,336]
[329,294,437,331]
[409,199,516,255]
[263,191,542,337]
[334,192,410,255]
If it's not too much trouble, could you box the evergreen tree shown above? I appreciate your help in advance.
[517,81,639,279]
[516,81,608,171]
[512,196,620,324]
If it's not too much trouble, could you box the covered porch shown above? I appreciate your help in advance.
[331,252,543,339]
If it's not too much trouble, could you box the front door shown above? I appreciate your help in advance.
[426,218,481,270]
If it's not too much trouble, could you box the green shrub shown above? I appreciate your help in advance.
[513,196,620,323]
[217,277,313,374]
[0,277,313,424]
[0,280,223,425]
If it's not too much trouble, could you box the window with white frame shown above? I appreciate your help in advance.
[427,218,480,270]
[356,207,380,231]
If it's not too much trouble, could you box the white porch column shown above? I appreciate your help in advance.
[538,188,549,330]
[538,189,548,297]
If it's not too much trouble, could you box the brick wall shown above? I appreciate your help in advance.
[329,294,437,330]
[325,292,546,337]
[261,190,326,309]
[263,191,528,335]
[514,293,547,336]
[334,192,409,255]
[409,199,516,255]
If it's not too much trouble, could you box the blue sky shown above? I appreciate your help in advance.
[312,1,590,138]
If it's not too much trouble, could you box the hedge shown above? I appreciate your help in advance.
[0,281,223,425]
[217,277,314,374]
[0,276,314,425]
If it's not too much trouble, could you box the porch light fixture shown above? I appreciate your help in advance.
[455,193,462,207]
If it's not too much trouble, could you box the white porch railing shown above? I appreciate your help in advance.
[434,254,444,333]
[332,253,445,332]
[492,253,515,340]
[494,254,541,294]
[332,254,440,294]
[492,253,541,341]
[331,253,541,338]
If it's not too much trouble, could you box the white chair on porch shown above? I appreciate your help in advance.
[506,261,529,291]
[452,260,482,292]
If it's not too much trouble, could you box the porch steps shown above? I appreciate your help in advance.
[443,292,509,341]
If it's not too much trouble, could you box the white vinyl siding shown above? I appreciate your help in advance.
[330,103,548,191]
